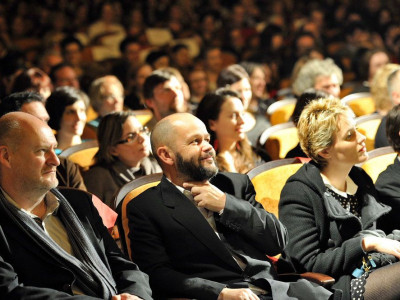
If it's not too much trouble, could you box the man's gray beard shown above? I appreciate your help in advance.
[176,152,218,181]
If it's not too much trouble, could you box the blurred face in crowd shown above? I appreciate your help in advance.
[209,96,246,145]
[64,43,82,67]
[98,81,124,117]
[230,78,252,109]
[111,116,150,168]
[314,74,341,98]
[249,67,267,100]
[59,99,87,137]
[54,66,80,89]
[189,69,208,98]
[369,51,389,81]
[146,76,185,121]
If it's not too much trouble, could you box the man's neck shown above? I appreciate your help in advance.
[1,185,47,215]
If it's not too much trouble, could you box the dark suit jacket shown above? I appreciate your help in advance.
[0,188,152,300]
[376,156,400,232]
[127,172,333,300]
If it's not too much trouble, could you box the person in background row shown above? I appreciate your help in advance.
[374,67,400,148]
[376,104,400,232]
[88,75,125,128]
[196,88,267,174]
[280,97,400,300]
[46,86,88,154]
[217,64,270,146]
[0,91,86,191]
[84,111,161,208]
[0,112,152,299]
[292,58,343,98]
[10,67,53,100]
[50,62,80,90]
[142,70,186,130]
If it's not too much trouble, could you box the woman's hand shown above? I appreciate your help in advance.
[362,236,400,259]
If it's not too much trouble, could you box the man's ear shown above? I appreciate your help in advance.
[144,98,154,110]
[318,147,331,160]
[0,146,12,168]
[209,119,216,132]
[157,146,175,166]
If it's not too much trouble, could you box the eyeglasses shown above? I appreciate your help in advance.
[116,127,149,144]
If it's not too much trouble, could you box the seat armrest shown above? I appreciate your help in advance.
[278,272,335,289]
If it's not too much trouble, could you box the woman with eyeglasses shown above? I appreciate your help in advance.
[83,111,161,208]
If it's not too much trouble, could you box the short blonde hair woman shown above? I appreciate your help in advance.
[280,97,400,300]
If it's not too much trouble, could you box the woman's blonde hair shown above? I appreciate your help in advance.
[297,97,352,168]
[371,63,400,114]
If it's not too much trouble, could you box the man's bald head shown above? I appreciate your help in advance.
[0,112,51,151]
[151,113,204,162]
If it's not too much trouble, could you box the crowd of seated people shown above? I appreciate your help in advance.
[2,0,400,299]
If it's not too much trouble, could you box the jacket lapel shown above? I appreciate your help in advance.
[159,177,241,271]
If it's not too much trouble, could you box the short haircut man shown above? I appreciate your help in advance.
[143,70,186,127]
[292,58,343,97]
[0,112,152,299]
[127,113,334,299]
[0,91,49,122]
[50,62,80,89]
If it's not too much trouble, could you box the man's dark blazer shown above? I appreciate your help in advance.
[127,172,333,300]
[0,187,152,300]
[376,156,400,232]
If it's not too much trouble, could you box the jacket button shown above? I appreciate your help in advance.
[62,284,71,292]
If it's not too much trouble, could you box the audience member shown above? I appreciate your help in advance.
[50,62,80,90]
[84,111,161,208]
[280,97,400,300]
[292,58,343,98]
[60,36,85,79]
[187,68,208,113]
[285,88,330,158]
[0,91,86,191]
[196,88,266,174]
[87,1,126,61]
[126,112,334,300]
[374,66,400,148]
[0,112,152,299]
[203,46,223,91]
[45,86,88,154]
[10,67,53,100]
[88,75,124,128]
[352,48,389,93]
[124,63,153,110]
[217,64,270,146]
[142,70,186,130]
[145,50,170,70]
[376,104,400,232]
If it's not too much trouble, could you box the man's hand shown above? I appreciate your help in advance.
[111,293,143,300]
[217,288,260,300]
[183,181,226,212]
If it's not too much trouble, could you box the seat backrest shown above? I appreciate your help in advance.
[247,158,307,218]
[59,140,99,170]
[358,146,396,183]
[115,173,163,258]
[355,113,383,151]
[341,92,375,117]
[259,122,298,160]
[132,109,153,126]
[266,98,297,126]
